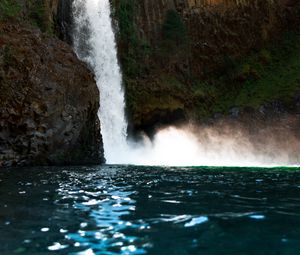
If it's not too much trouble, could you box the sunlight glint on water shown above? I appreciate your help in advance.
[0,166,300,254]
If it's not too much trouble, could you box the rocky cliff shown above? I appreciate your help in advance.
[113,0,300,132]
[0,1,103,167]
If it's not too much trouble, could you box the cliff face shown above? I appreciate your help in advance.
[0,1,103,167]
[113,0,300,131]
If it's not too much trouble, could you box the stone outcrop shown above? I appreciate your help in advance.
[57,0,74,44]
[0,22,103,167]
[118,0,289,73]
[113,0,300,131]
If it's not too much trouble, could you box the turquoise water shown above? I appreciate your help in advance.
[0,165,300,255]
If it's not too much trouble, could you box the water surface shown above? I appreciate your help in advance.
[0,165,300,255]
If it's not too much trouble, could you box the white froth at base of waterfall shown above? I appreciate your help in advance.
[72,1,298,167]
[106,126,298,167]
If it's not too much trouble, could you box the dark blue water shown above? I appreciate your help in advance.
[0,166,300,255]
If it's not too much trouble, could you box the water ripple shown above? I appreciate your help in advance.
[0,165,300,254]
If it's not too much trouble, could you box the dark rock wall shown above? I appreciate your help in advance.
[0,1,103,167]
[112,0,300,131]
[115,0,288,73]
[57,0,74,44]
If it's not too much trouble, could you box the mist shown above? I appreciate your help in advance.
[111,118,300,167]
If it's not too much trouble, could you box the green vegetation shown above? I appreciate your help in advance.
[127,74,187,125]
[123,28,300,124]
[114,1,300,126]
[0,0,21,21]
[0,0,53,34]
[115,0,150,77]
[28,1,53,34]
[161,10,188,54]
[211,32,300,114]
[1,44,14,66]
[115,3,191,124]
[191,166,300,171]
[29,1,47,29]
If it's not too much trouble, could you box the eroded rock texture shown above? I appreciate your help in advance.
[113,0,300,131]
[0,23,103,167]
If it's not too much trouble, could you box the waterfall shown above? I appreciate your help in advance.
[72,0,128,163]
[71,0,298,167]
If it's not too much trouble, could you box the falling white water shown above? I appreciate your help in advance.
[72,0,300,167]
[72,0,128,163]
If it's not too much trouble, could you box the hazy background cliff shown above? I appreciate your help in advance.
[112,0,300,132]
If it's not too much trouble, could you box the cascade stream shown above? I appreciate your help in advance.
[71,0,298,167]
[72,0,128,163]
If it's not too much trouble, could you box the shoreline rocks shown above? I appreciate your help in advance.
[0,23,104,167]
